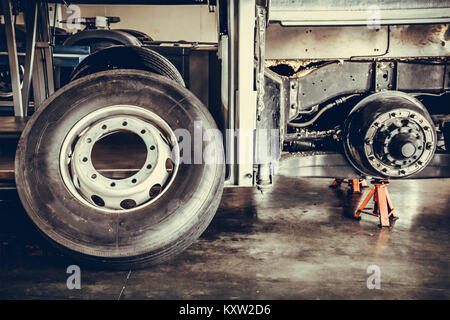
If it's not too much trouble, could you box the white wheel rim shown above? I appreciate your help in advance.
[60,105,179,212]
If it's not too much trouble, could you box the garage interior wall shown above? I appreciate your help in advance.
[60,5,218,42]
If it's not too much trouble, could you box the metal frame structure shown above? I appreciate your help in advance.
[1,0,23,115]
[1,0,55,116]
[226,0,257,187]
[0,0,89,195]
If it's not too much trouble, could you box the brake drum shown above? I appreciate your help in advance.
[343,91,437,178]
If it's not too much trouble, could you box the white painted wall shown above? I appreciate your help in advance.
[60,4,218,43]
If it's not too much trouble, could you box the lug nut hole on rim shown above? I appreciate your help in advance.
[149,184,162,198]
[166,158,174,173]
[91,195,105,207]
[120,199,137,209]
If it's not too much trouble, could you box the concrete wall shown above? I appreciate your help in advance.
[60,5,218,43]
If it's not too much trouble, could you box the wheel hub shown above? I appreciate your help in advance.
[363,108,435,177]
[387,133,417,159]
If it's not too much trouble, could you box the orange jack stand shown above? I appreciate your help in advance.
[330,178,368,193]
[329,179,344,187]
[348,179,363,193]
[354,179,398,228]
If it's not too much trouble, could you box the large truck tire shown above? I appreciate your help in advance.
[63,29,142,53]
[58,29,143,88]
[70,45,185,87]
[15,69,224,269]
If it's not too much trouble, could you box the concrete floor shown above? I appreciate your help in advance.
[0,176,448,299]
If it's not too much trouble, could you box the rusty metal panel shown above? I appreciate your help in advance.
[266,23,450,59]
[397,62,446,91]
[375,61,395,91]
[296,62,373,109]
